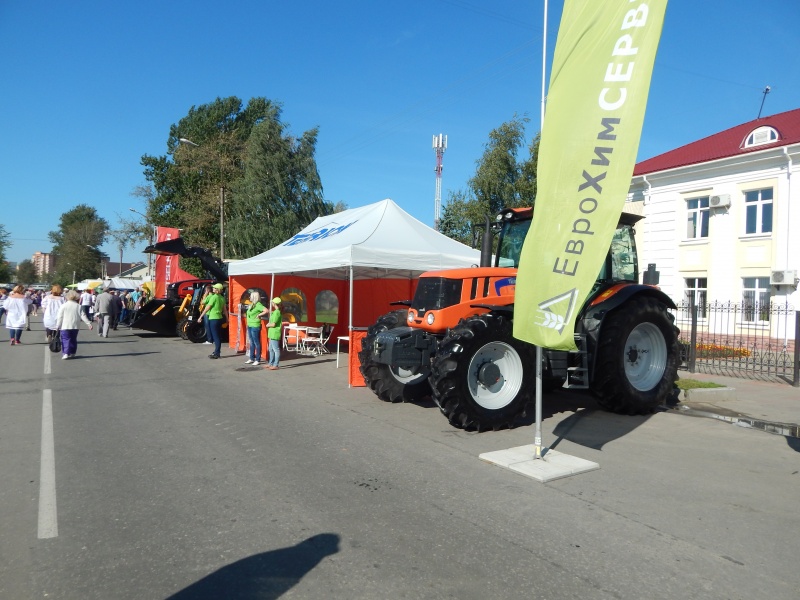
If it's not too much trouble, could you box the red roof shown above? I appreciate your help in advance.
[634,107,800,176]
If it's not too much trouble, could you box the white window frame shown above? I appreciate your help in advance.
[682,277,708,320]
[741,277,770,324]
[743,187,773,236]
[742,126,779,148]
[685,197,709,240]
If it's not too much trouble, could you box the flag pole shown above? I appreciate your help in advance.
[533,0,548,461]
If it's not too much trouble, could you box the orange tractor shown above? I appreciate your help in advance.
[359,207,680,431]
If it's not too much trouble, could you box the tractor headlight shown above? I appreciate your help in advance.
[426,312,435,325]
[407,311,414,323]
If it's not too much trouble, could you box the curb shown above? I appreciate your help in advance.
[681,387,736,403]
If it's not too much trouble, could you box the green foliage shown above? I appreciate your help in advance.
[0,224,10,282]
[48,204,109,284]
[226,120,331,257]
[141,96,333,259]
[676,378,725,390]
[16,259,38,285]
[439,116,539,245]
[438,190,486,246]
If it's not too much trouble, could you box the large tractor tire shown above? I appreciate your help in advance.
[429,314,535,431]
[590,296,679,415]
[359,310,431,403]
[186,320,208,344]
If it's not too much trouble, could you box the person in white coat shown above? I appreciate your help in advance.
[55,290,93,359]
[5,285,32,345]
[41,284,66,341]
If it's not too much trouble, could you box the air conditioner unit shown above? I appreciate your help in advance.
[770,269,797,285]
[709,194,731,209]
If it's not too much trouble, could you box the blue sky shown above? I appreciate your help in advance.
[1,0,798,266]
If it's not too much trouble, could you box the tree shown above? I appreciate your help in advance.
[0,224,11,282]
[48,204,109,286]
[16,259,38,285]
[226,118,332,257]
[439,116,539,245]
[141,96,335,259]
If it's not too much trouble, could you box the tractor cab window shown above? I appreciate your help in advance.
[496,219,531,268]
[597,224,638,282]
[412,277,463,311]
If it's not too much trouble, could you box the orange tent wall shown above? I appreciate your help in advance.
[227,274,417,385]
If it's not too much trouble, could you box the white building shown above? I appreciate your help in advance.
[627,107,799,341]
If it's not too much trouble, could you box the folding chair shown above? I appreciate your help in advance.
[301,326,324,355]
[318,324,333,354]
[283,323,301,352]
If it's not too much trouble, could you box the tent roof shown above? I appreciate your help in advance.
[229,199,481,279]
[102,277,146,291]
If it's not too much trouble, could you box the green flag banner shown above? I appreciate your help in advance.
[514,0,668,350]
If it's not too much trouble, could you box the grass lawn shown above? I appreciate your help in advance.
[676,378,726,390]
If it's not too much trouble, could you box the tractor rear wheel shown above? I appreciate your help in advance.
[429,314,535,431]
[591,296,679,414]
[359,310,431,403]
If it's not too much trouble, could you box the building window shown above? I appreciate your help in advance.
[686,197,709,239]
[742,126,779,148]
[683,277,707,319]
[742,277,770,323]
[744,188,772,235]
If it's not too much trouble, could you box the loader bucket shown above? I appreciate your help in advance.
[130,299,180,335]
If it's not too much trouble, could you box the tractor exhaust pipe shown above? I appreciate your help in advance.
[480,215,493,268]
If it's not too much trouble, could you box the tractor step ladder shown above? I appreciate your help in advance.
[566,333,589,389]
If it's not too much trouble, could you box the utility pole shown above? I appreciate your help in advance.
[432,134,447,231]
[219,186,225,262]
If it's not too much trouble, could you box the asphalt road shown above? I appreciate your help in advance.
[1,317,798,599]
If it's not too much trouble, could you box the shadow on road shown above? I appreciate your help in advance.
[68,351,161,359]
[511,388,655,450]
[165,533,340,600]
[549,408,654,451]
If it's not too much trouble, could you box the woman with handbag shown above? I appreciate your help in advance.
[41,284,66,341]
[55,290,93,359]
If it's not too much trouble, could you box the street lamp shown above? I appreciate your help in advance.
[86,245,107,278]
[129,208,155,279]
[179,137,225,261]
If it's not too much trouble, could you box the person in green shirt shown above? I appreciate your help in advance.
[265,297,283,370]
[244,291,269,366]
[198,283,227,359]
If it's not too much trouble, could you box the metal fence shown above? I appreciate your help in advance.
[673,301,800,386]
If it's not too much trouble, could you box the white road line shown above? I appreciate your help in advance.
[44,345,51,374]
[38,389,58,539]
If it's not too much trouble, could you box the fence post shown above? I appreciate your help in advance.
[688,297,698,373]
[794,310,799,388]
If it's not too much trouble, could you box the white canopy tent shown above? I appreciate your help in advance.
[101,277,146,291]
[229,198,481,280]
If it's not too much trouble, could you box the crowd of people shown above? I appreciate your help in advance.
[1,284,151,358]
[3,284,287,369]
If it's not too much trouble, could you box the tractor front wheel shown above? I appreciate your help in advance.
[359,310,431,403]
[186,320,208,344]
[429,314,535,431]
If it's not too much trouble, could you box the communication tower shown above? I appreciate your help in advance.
[432,134,447,231]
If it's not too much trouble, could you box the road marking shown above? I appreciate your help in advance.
[38,389,58,539]
[44,345,51,374]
